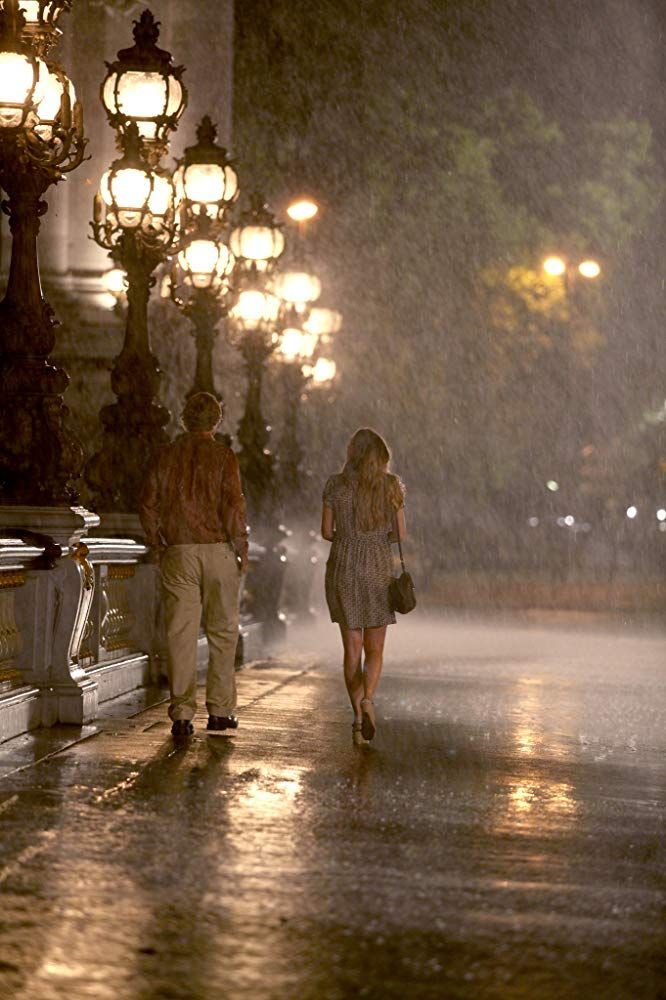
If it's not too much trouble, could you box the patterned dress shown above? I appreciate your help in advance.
[323,473,404,629]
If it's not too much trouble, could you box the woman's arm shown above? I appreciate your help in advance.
[321,503,335,541]
[388,506,407,542]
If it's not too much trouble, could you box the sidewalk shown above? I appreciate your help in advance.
[0,655,316,782]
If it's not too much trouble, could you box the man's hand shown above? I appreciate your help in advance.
[235,539,249,575]
[147,543,166,565]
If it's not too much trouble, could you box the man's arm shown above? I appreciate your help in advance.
[222,450,249,572]
[139,460,163,553]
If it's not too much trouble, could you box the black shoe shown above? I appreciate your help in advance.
[206,715,239,735]
[171,719,194,737]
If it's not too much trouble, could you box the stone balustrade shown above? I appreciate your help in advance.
[0,507,270,745]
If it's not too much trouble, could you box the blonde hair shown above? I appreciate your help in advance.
[343,428,403,531]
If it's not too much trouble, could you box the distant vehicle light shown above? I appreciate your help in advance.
[527,517,539,527]
[564,515,575,526]
[626,506,638,519]
[657,509,666,522]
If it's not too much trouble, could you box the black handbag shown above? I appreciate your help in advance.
[389,513,416,614]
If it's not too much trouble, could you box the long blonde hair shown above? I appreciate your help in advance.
[342,428,403,531]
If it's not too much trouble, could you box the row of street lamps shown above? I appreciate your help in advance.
[0,2,339,523]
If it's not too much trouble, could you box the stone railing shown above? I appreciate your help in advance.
[0,506,278,745]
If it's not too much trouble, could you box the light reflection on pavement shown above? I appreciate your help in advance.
[0,614,664,999]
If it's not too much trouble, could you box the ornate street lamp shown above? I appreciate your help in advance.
[169,218,235,399]
[86,11,187,514]
[173,114,238,223]
[229,192,285,276]
[100,8,186,164]
[168,115,238,399]
[0,0,86,503]
[275,326,320,502]
[226,192,286,520]
[86,123,179,511]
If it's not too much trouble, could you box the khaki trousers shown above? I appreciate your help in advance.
[161,542,240,721]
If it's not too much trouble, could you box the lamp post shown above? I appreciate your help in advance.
[276,313,340,507]
[227,193,285,521]
[85,10,186,512]
[0,0,86,504]
[169,115,238,399]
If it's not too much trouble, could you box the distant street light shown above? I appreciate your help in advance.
[578,259,601,279]
[86,10,187,512]
[305,356,337,385]
[169,116,238,399]
[228,193,286,520]
[286,197,319,223]
[542,254,602,284]
[0,0,86,504]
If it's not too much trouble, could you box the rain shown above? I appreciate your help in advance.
[0,1,664,997]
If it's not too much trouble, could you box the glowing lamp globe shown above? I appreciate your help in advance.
[0,49,41,128]
[145,170,173,229]
[543,256,567,277]
[578,259,601,279]
[101,10,186,151]
[286,198,318,222]
[178,238,233,290]
[273,270,321,307]
[173,115,238,221]
[277,327,318,362]
[103,267,127,296]
[33,61,75,139]
[229,193,285,272]
[307,357,337,384]
[231,288,281,331]
[303,307,342,337]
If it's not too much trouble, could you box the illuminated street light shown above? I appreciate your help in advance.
[173,114,238,223]
[276,326,318,363]
[230,287,281,333]
[543,255,567,277]
[306,356,337,385]
[546,480,560,492]
[302,307,342,341]
[657,509,666,522]
[87,12,186,511]
[273,269,322,312]
[578,259,601,279]
[543,254,602,281]
[626,506,638,519]
[0,0,86,503]
[286,197,319,223]
[101,9,186,161]
[229,192,285,274]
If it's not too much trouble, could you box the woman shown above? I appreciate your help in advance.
[321,428,407,745]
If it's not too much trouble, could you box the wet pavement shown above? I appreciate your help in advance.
[0,613,664,999]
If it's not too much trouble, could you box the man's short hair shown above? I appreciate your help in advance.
[182,392,224,432]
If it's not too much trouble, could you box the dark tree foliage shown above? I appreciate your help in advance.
[233,0,664,575]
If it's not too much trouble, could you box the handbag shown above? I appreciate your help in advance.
[389,512,416,614]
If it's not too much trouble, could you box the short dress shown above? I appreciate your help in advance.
[323,473,404,629]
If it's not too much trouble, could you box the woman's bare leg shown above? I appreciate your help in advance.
[362,625,387,702]
[339,625,364,717]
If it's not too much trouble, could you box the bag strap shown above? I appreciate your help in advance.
[393,509,406,574]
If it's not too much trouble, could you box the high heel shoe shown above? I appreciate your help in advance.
[352,721,368,746]
[360,698,376,741]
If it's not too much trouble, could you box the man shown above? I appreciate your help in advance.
[140,392,249,738]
